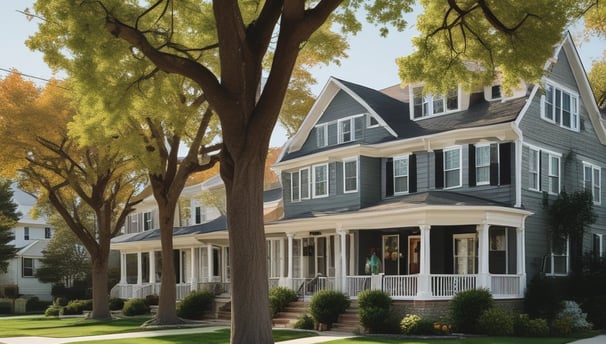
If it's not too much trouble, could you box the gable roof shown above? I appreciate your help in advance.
[112,216,228,244]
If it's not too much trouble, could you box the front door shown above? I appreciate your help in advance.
[408,236,420,274]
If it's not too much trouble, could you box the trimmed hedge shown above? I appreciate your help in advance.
[122,298,149,316]
[309,290,350,328]
[177,291,215,320]
[358,290,396,333]
[477,308,514,336]
[449,288,494,334]
[269,287,298,317]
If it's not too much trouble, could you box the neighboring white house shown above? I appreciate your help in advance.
[0,185,53,301]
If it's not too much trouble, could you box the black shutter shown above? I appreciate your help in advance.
[499,142,512,185]
[386,158,394,197]
[435,150,444,189]
[468,144,476,187]
[490,144,499,186]
[409,154,417,193]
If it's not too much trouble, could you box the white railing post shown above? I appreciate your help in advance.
[338,226,348,293]
[516,226,526,297]
[190,247,198,292]
[149,250,156,283]
[119,252,127,285]
[417,224,432,298]
[136,252,143,285]
[207,243,213,284]
[477,223,490,291]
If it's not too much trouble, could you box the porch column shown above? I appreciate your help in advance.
[136,252,143,285]
[417,225,432,298]
[477,223,491,291]
[287,233,294,279]
[338,227,348,293]
[280,238,286,278]
[349,233,355,275]
[119,253,127,284]
[207,243,213,282]
[516,225,526,296]
[149,250,156,283]
[190,247,198,291]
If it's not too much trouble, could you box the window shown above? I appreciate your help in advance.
[593,234,604,258]
[548,154,560,195]
[367,114,379,128]
[542,83,579,131]
[143,212,153,231]
[44,227,51,239]
[528,147,540,190]
[22,257,34,277]
[393,157,409,194]
[291,170,300,202]
[313,164,329,198]
[316,124,328,147]
[475,145,490,185]
[24,227,29,240]
[412,86,459,119]
[194,206,206,224]
[545,236,569,276]
[339,118,353,143]
[491,85,502,99]
[584,163,601,204]
[300,168,310,200]
[453,234,477,274]
[444,147,462,188]
[343,159,358,193]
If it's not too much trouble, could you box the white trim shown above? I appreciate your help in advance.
[475,144,491,186]
[540,80,580,132]
[583,162,602,205]
[300,167,311,200]
[545,236,570,277]
[290,170,301,203]
[409,85,461,120]
[393,155,410,195]
[547,154,561,195]
[527,146,540,192]
[342,157,359,194]
[366,114,380,128]
[316,123,328,148]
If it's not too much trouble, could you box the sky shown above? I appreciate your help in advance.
[1,2,605,147]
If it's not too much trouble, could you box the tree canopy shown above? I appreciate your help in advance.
[0,180,19,273]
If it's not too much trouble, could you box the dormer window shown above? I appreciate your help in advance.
[316,124,328,147]
[541,82,579,131]
[411,86,459,119]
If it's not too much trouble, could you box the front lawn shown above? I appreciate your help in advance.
[0,315,152,337]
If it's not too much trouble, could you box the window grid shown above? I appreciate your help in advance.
[528,148,540,191]
[412,86,459,119]
[542,83,579,131]
[22,257,34,277]
[393,157,409,194]
[343,159,358,193]
[444,147,462,189]
[44,227,51,239]
[548,155,560,195]
[475,145,490,185]
[583,163,601,204]
[300,168,310,200]
[316,124,327,147]
[24,227,29,240]
[313,164,329,198]
[291,171,300,202]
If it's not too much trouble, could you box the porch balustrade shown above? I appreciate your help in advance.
[345,276,371,296]
[490,274,521,298]
[383,275,418,297]
[431,274,477,297]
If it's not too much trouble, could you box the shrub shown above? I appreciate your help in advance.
[449,288,494,334]
[551,316,574,336]
[400,314,422,334]
[109,298,125,311]
[358,290,393,333]
[54,297,68,307]
[145,294,159,306]
[60,299,92,315]
[557,300,591,330]
[269,287,298,317]
[45,305,61,317]
[412,318,437,335]
[26,297,52,312]
[524,276,569,320]
[514,314,550,337]
[294,313,315,330]
[4,286,19,299]
[122,298,149,316]
[477,308,514,336]
[309,290,350,328]
[582,295,606,329]
[177,291,215,320]
[0,302,12,314]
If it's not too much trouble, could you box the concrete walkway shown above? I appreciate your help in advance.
[0,325,602,344]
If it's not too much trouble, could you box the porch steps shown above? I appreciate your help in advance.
[216,300,232,321]
[330,302,362,333]
[272,301,308,328]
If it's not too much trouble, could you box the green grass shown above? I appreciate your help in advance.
[79,329,315,344]
[0,315,152,337]
[322,335,592,344]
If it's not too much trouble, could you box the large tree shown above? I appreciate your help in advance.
[0,73,143,320]
[25,0,602,342]
[0,180,20,273]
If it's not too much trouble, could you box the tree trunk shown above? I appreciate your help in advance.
[224,151,273,344]
[89,256,111,320]
[155,204,181,324]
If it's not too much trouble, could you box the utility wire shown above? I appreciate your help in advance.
[0,67,69,90]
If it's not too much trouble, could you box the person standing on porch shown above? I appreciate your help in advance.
[369,249,381,275]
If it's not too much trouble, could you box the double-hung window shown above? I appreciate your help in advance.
[545,235,569,276]
[583,163,601,204]
[393,156,409,194]
[194,205,206,224]
[300,168,310,200]
[548,154,560,195]
[313,164,329,198]
[412,86,459,119]
[316,124,328,148]
[22,257,34,277]
[444,147,462,188]
[528,147,540,191]
[343,158,358,193]
[593,234,604,258]
[143,211,154,231]
[44,227,51,239]
[291,170,300,202]
[475,145,490,185]
[339,118,353,143]
[24,227,29,240]
[542,83,579,131]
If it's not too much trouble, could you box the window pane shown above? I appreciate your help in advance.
[314,165,328,197]
[446,89,458,110]
[300,169,309,199]
[291,171,300,201]
[344,160,357,192]
[341,120,351,142]
[433,97,444,114]
[446,170,460,188]
[445,149,460,170]
[562,93,571,128]
[545,86,553,120]
[476,146,490,184]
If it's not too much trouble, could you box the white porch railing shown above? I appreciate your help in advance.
[268,278,280,289]
[491,274,521,298]
[198,282,231,295]
[431,274,477,297]
[345,276,371,297]
[383,275,418,298]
